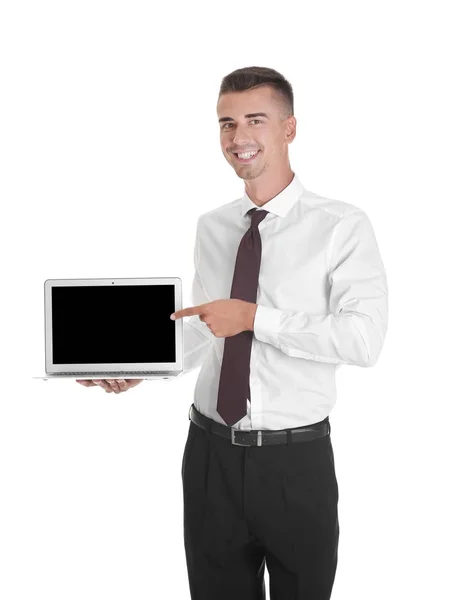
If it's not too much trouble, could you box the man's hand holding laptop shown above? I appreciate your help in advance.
[76,379,143,393]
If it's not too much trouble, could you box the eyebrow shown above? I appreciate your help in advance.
[218,112,269,123]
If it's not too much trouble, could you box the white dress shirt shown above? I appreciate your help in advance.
[182,173,388,431]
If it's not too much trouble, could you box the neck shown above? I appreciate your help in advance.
[244,167,295,207]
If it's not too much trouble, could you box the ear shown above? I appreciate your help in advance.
[285,115,297,144]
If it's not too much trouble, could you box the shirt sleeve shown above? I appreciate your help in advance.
[182,218,213,374]
[253,209,388,367]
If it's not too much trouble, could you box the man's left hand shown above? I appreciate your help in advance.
[170,299,257,338]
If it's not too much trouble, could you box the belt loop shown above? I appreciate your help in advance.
[286,429,292,445]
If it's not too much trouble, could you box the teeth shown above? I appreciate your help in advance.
[237,151,258,159]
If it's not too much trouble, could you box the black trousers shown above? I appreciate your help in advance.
[181,410,340,599]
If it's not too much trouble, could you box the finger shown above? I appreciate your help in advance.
[92,379,112,392]
[116,379,127,391]
[76,379,96,387]
[105,379,122,394]
[172,304,205,320]
[172,309,192,320]
[117,378,142,391]
[128,379,143,387]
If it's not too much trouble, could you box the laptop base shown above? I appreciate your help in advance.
[34,372,182,380]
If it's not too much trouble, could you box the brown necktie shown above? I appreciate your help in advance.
[216,207,269,426]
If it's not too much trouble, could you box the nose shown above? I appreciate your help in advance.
[231,123,251,148]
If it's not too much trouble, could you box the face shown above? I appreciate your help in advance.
[217,85,296,181]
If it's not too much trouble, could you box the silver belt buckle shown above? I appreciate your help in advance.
[231,428,250,446]
[231,428,263,447]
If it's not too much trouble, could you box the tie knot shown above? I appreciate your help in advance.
[248,208,269,228]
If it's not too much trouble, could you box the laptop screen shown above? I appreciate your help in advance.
[51,285,176,364]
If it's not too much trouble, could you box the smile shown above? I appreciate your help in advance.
[233,150,261,163]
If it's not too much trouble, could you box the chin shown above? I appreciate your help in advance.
[237,170,261,181]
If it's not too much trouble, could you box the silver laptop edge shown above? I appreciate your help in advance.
[42,277,183,378]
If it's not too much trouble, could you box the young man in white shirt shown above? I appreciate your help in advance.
[78,65,388,600]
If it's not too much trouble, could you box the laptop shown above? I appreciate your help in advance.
[36,277,183,380]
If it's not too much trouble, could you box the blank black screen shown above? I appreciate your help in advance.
[51,285,176,364]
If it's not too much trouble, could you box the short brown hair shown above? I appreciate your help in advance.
[218,66,294,120]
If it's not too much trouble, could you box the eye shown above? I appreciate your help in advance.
[222,119,263,130]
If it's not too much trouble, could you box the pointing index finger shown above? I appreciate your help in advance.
[170,304,205,320]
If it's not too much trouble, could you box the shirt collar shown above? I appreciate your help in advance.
[240,173,305,219]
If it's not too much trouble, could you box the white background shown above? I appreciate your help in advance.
[1,1,468,598]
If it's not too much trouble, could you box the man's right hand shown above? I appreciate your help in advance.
[76,379,143,393]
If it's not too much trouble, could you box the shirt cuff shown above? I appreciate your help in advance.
[253,304,283,345]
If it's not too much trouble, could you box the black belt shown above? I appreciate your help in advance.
[188,404,330,447]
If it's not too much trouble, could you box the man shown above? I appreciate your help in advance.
[78,66,388,599]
